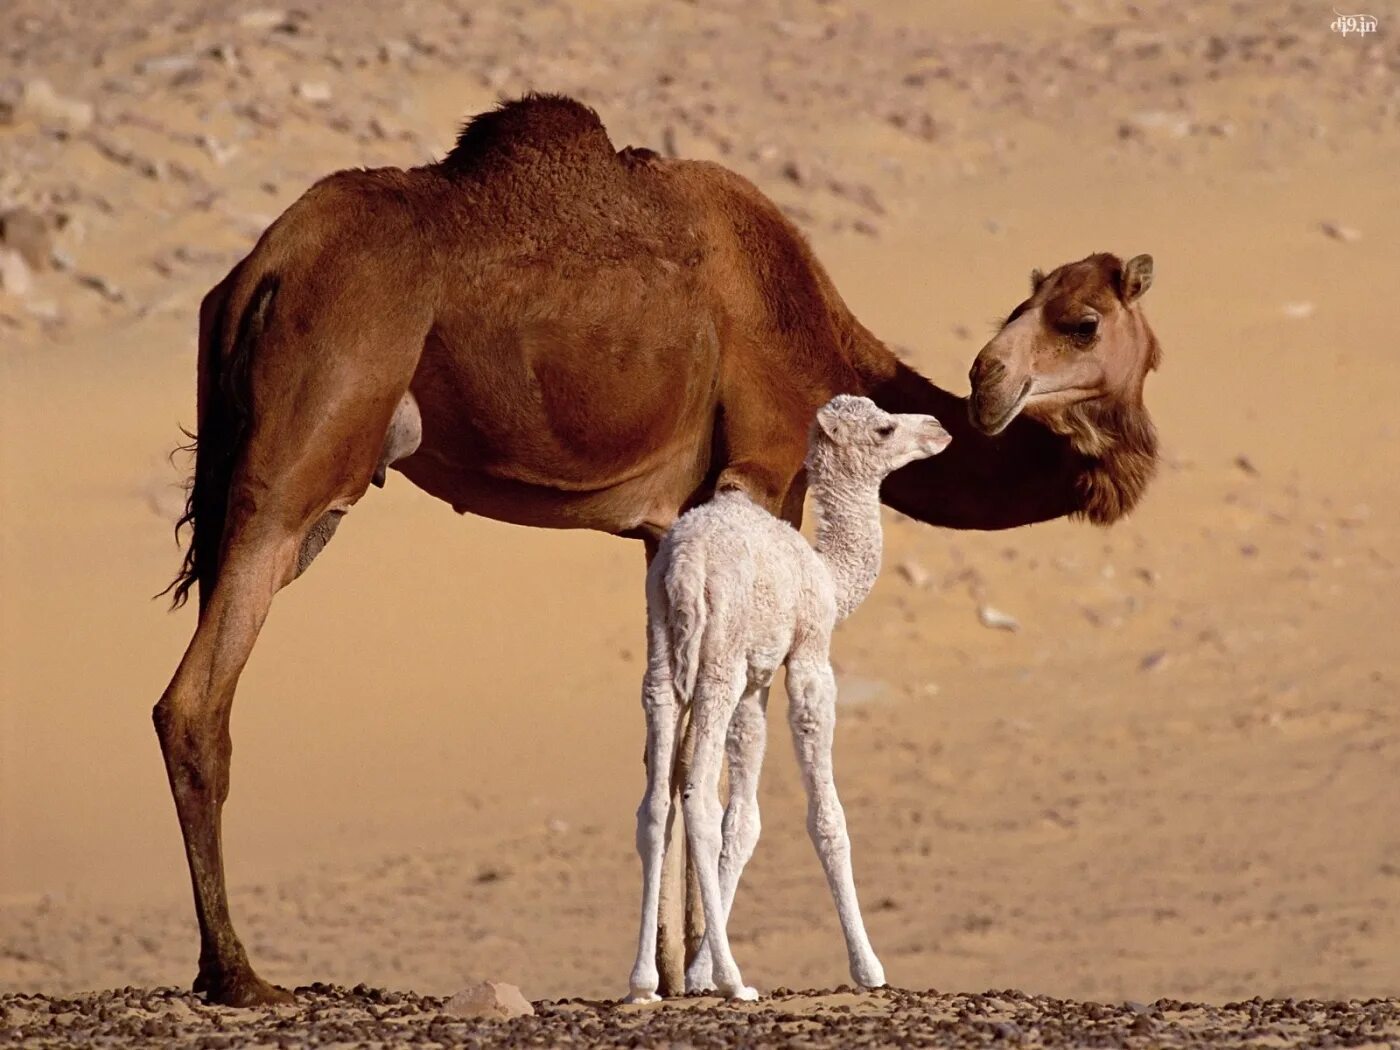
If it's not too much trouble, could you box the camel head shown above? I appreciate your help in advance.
[968,253,1159,438]
[808,395,952,485]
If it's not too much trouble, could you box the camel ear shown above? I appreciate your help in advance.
[1030,268,1046,292]
[814,401,848,443]
[1121,254,1153,302]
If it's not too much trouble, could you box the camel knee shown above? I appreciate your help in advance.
[153,694,230,800]
[636,790,672,846]
[807,796,848,850]
[720,807,760,871]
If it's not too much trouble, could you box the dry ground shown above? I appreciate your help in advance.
[2,0,1398,1045]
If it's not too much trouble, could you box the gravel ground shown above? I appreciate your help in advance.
[3,985,1399,1049]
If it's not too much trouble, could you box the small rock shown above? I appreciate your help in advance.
[896,560,931,588]
[239,8,292,31]
[1139,649,1168,672]
[0,208,52,271]
[296,81,332,103]
[137,54,201,77]
[0,249,33,296]
[17,79,94,133]
[977,604,1019,632]
[75,272,126,302]
[1319,220,1361,243]
[780,159,806,185]
[24,299,61,322]
[1118,109,1191,140]
[443,981,534,1020]
[1233,453,1260,477]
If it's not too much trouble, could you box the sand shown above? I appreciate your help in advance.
[2,0,1398,1042]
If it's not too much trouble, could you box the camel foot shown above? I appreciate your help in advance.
[194,966,295,1007]
[624,989,663,1004]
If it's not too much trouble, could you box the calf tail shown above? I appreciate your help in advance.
[663,544,708,706]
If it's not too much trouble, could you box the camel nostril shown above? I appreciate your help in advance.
[971,356,1006,388]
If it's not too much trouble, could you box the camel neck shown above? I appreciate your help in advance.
[856,356,1091,530]
[809,470,885,623]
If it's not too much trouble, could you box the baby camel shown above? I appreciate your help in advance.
[627,395,952,1002]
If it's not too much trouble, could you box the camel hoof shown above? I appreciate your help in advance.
[624,990,662,1005]
[194,968,296,1007]
[727,985,760,1002]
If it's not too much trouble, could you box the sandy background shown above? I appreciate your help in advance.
[2,0,1398,1011]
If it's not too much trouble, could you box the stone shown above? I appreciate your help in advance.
[0,209,52,271]
[17,79,94,133]
[296,80,332,103]
[238,9,291,31]
[0,249,33,297]
[443,981,534,1020]
[896,560,931,588]
[976,604,1020,632]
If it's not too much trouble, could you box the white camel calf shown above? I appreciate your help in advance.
[627,394,952,1002]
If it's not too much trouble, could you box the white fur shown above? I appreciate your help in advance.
[626,395,951,1002]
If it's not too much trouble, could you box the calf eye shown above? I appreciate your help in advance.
[875,423,896,439]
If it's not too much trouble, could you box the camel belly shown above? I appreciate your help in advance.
[398,291,722,534]
[394,449,705,534]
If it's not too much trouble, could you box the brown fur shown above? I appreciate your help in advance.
[152,95,1161,1006]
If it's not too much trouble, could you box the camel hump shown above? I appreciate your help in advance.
[440,93,615,173]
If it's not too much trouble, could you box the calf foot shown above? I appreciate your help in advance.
[851,955,886,991]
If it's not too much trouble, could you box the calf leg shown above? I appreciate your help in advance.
[785,656,885,990]
[682,672,756,1000]
[686,683,767,993]
[627,617,682,1003]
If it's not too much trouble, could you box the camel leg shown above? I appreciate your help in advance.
[682,672,756,1000]
[785,656,885,990]
[686,683,766,993]
[152,516,304,1006]
[626,617,682,1003]
[154,351,412,1004]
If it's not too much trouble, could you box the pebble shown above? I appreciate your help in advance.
[0,248,33,297]
[15,79,94,133]
[1139,650,1169,672]
[977,604,1020,632]
[239,8,293,31]
[0,207,54,271]
[296,80,333,103]
[1318,220,1361,242]
[896,560,931,588]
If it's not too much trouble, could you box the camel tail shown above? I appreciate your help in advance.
[663,544,709,706]
[162,270,280,611]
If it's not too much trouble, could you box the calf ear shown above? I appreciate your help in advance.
[1030,268,1046,292]
[1121,254,1153,302]
[815,401,849,443]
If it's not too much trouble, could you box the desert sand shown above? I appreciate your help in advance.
[2,0,1398,1044]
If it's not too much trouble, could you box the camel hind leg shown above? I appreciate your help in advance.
[155,274,427,1005]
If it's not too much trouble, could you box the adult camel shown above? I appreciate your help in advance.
[155,93,1161,1006]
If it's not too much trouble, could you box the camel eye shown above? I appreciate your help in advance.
[875,423,896,439]
[1069,316,1099,343]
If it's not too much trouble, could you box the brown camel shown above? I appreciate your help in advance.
[154,93,1161,1007]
